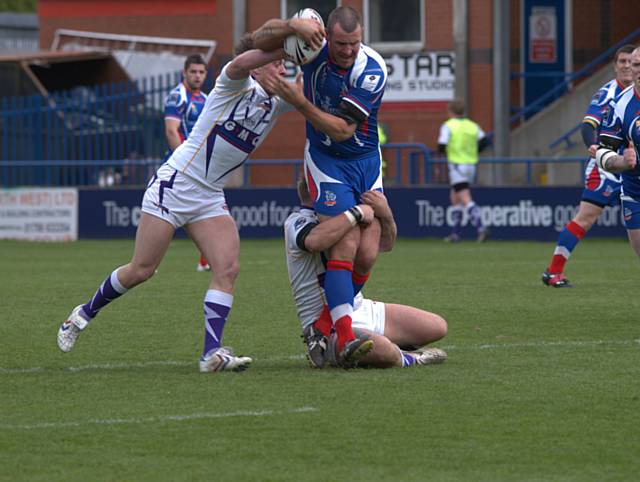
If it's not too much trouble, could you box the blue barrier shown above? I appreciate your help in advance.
[77,186,625,241]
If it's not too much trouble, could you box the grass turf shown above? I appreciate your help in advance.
[1,238,639,481]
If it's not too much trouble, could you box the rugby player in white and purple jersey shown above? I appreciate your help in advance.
[285,180,447,369]
[252,6,386,364]
[596,46,640,259]
[542,45,635,288]
[56,18,326,373]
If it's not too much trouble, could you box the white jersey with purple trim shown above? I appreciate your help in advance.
[301,43,387,158]
[167,62,291,190]
[284,207,364,330]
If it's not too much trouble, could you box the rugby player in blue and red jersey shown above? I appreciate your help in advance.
[252,7,387,364]
[164,54,211,271]
[542,45,635,288]
[596,46,640,258]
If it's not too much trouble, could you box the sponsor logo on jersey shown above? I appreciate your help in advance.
[361,74,380,92]
[323,190,337,207]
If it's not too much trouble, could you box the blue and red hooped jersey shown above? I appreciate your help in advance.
[301,43,387,159]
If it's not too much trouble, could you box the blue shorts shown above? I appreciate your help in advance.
[621,198,640,229]
[304,143,383,216]
[581,158,621,207]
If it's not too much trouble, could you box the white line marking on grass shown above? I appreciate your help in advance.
[1,339,638,375]
[442,339,640,351]
[0,406,319,431]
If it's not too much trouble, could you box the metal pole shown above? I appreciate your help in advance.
[453,0,468,104]
[493,0,510,183]
[233,0,247,49]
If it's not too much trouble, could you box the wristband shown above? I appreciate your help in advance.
[595,147,616,171]
[349,206,364,223]
[344,209,357,226]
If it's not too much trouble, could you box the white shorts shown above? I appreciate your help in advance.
[351,298,386,335]
[141,163,230,228]
[448,163,476,186]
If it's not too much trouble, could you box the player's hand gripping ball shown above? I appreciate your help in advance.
[284,8,326,65]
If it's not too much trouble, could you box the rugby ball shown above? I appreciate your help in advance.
[283,8,326,65]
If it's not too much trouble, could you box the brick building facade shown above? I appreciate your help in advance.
[37,0,640,183]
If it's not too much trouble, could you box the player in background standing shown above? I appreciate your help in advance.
[595,46,640,259]
[285,179,448,369]
[252,6,387,365]
[542,45,635,287]
[56,19,326,372]
[163,54,212,272]
[438,99,490,243]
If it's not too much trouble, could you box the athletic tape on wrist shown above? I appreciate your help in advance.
[344,210,358,226]
[595,147,615,171]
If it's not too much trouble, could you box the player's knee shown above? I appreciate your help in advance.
[131,264,156,285]
[431,314,448,340]
[216,259,240,283]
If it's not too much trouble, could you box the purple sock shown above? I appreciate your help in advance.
[202,290,233,356]
[451,206,463,236]
[82,268,128,319]
[401,352,418,367]
[467,202,484,231]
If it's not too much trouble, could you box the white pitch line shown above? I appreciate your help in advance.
[1,339,638,375]
[0,406,319,431]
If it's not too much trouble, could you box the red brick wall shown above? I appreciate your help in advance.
[36,0,640,185]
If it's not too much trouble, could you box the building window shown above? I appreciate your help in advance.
[281,0,340,25]
[364,0,423,52]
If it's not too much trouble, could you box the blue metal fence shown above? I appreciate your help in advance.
[0,72,182,186]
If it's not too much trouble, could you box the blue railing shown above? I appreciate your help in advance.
[0,72,181,163]
[0,154,589,188]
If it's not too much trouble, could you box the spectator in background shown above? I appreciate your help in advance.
[438,99,490,242]
[164,53,211,272]
[541,45,635,288]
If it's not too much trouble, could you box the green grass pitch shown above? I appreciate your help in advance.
[1,237,639,481]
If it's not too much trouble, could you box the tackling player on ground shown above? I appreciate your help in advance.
[285,179,448,368]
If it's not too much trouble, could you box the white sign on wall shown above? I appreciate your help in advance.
[382,52,455,102]
[0,188,78,241]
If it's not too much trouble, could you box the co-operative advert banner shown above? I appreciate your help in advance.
[78,187,624,241]
[0,188,78,241]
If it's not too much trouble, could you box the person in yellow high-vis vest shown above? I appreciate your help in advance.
[437,99,491,242]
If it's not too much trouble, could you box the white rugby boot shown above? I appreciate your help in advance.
[410,347,448,365]
[199,347,252,373]
[57,305,90,353]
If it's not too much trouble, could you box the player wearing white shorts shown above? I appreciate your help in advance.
[56,18,326,373]
[285,179,448,369]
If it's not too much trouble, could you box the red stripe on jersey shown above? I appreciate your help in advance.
[305,166,318,203]
[586,163,601,190]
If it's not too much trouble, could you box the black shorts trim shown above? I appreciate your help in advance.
[580,198,607,209]
[452,182,470,192]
